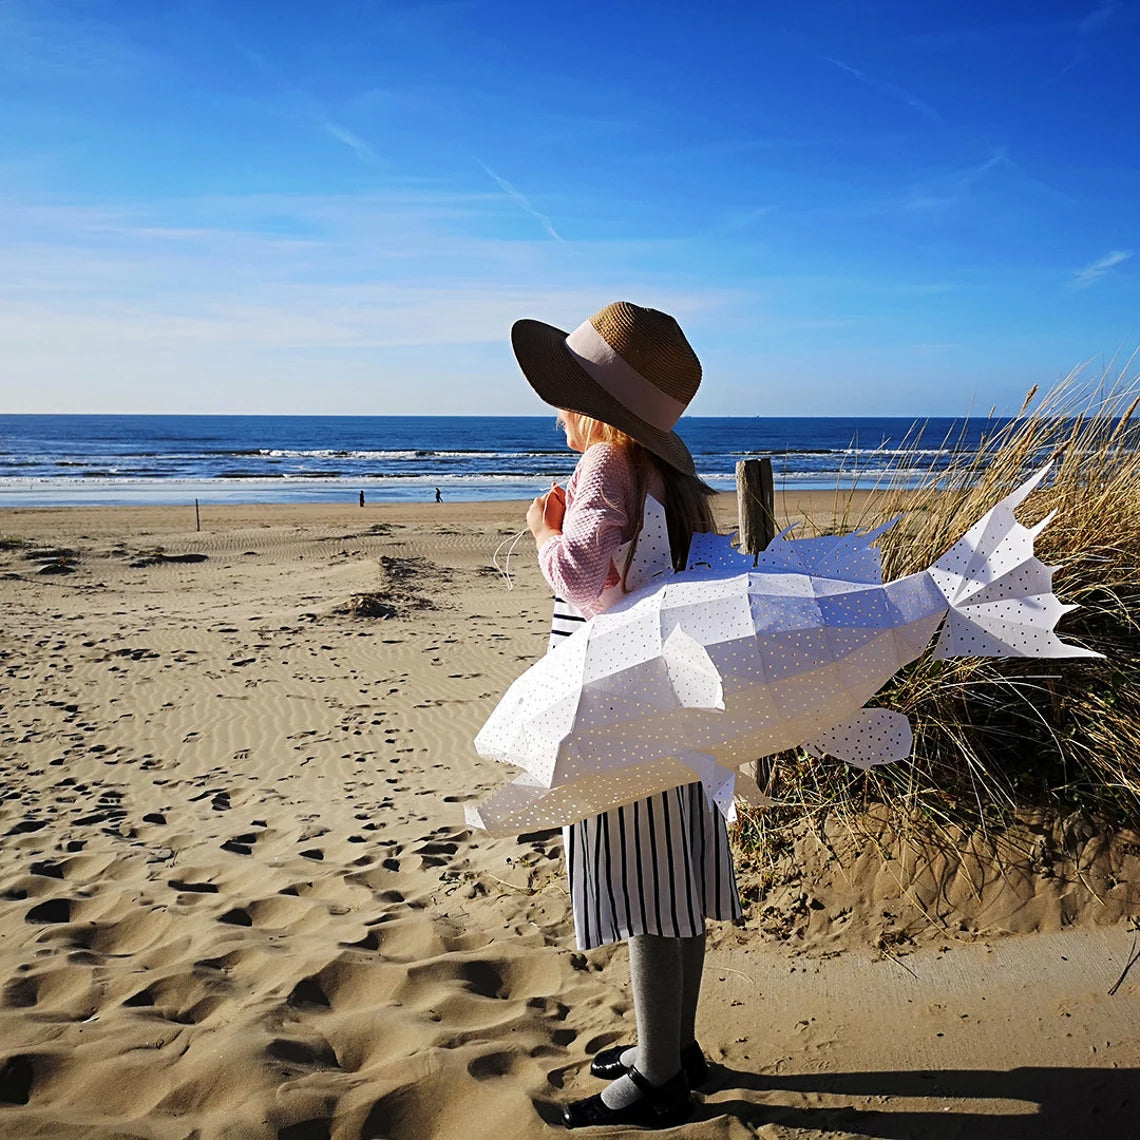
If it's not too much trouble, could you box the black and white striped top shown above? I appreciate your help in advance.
[548,595,588,650]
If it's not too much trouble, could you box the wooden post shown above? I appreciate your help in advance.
[736,457,774,558]
[195,499,200,532]
[737,458,775,793]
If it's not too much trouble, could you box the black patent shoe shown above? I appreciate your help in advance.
[562,1066,692,1130]
[590,1040,710,1089]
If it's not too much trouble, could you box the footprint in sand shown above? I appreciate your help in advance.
[266,1036,339,1068]
[24,898,73,924]
[217,907,252,927]
[168,879,218,894]
[0,1055,35,1105]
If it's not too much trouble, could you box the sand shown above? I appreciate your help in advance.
[1,491,1137,1139]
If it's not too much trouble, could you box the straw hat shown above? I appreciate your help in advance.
[511,301,701,475]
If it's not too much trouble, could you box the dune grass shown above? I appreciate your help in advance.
[735,362,1140,857]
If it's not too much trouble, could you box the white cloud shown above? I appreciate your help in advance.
[1073,249,1132,288]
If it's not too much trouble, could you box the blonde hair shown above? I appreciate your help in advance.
[569,412,717,587]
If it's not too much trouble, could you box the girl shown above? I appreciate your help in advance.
[514,301,743,1130]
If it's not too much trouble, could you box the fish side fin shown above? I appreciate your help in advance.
[661,626,725,711]
[679,752,738,822]
[803,709,913,769]
[927,462,1102,660]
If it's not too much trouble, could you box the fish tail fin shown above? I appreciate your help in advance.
[927,462,1101,660]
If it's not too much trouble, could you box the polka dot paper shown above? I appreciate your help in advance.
[468,465,1101,836]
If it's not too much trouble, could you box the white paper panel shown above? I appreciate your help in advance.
[471,461,1097,833]
[804,709,913,769]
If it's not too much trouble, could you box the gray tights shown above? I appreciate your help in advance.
[600,931,706,1109]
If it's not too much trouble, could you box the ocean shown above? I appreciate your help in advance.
[0,414,1013,507]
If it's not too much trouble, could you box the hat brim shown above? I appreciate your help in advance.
[511,318,697,476]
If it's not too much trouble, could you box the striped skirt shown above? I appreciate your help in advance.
[551,596,743,951]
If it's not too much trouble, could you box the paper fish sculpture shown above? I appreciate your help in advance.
[468,464,1099,836]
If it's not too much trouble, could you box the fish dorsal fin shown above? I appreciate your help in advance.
[686,528,750,573]
[755,517,900,584]
[609,494,674,594]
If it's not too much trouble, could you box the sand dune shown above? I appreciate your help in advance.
[1,495,1136,1138]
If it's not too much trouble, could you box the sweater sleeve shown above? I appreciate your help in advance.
[538,443,638,617]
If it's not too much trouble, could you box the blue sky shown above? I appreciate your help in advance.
[2,0,1137,416]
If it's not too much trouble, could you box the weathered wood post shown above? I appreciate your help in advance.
[736,457,775,559]
[736,457,776,794]
[195,499,201,532]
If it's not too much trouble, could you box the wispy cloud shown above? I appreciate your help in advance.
[315,115,380,166]
[238,46,381,167]
[477,161,564,242]
[1051,2,1119,81]
[905,10,1119,51]
[706,205,778,237]
[903,149,1011,212]
[1079,2,1119,34]
[774,150,1006,220]
[0,191,728,410]
[822,56,940,122]
[1073,249,1132,288]
[901,146,1071,213]
[0,0,147,80]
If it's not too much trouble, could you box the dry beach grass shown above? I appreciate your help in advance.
[736,367,1140,952]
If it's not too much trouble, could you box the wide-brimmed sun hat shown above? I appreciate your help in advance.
[511,301,701,475]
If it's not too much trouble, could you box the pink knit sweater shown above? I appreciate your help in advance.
[538,443,662,618]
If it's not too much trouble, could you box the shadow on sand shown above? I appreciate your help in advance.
[695,1063,1138,1137]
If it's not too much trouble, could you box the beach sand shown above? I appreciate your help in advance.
[1,492,1137,1139]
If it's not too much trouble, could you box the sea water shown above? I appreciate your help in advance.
[0,414,1014,507]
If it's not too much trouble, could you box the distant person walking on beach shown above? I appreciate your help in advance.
[359,489,365,508]
[434,487,442,503]
[513,302,740,1129]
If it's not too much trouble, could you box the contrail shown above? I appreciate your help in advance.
[478,161,564,242]
[1073,249,1132,288]
[824,56,941,122]
[318,116,380,166]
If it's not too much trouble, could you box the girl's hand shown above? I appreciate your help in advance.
[528,482,565,546]
[546,482,566,527]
